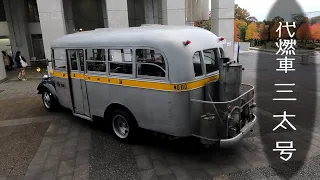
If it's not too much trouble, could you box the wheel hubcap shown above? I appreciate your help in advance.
[112,114,129,138]
[43,92,51,109]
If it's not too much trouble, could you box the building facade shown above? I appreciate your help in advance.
[0,0,235,80]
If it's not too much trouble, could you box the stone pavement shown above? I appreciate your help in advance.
[1,57,320,180]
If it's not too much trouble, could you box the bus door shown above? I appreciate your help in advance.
[67,49,90,117]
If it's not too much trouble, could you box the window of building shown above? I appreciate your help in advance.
[86,49,106,73]
[193,51,203,77]
[52,49,66,70]
[27,0,40,22]
[203,48,219,74]
[136,49,166,78]
[108,49,133,75]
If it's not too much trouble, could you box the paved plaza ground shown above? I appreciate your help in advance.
[1,52,320,180]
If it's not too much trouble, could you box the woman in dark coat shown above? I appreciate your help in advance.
[15,51,27,80]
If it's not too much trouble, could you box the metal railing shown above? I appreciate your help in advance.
[190,83,255,141]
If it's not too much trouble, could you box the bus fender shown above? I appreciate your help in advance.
[104,103,138,126]
[37,81,58,102]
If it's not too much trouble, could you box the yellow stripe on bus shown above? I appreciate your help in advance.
[49,71,219,91]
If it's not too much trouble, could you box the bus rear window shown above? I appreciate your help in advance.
[203,48,219,74]
[192,51,203,77]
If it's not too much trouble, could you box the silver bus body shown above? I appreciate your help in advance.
[37,25,257,147]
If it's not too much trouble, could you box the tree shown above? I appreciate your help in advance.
[296,22,313,47]
[272,16,284,23]
[235,19,248,41]
[296,23,313,40]
[311,23,320,40]
[257,23,268,46]
[269,22,279,40]
[234,23,240,42]
[292,14,310,26]
[245,22,256,40]
[246,22,259,47]
[258,23,268,41]
[247,16,258,23]
[311,16,320,25]
[196,13,211,31]
[235,19,247,28]
[270,21,290,40]
[235,4,250,22]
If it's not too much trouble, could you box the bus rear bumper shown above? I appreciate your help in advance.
[191,114,257,148]
[219,114,257,147]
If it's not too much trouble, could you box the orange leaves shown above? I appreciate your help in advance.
[296,22,320,40]
[311,22,320,40]
[270,22,285,40]
[235,19,247,29]
[258,23,268,40]
[296,23,313,40]
[245,22,259,40]
[234,23,240,42]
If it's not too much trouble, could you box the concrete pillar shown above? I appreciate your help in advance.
[161,0,185,25]
[104,0,129,28]
[36,0,67,75]
[63,0,75,34]
[3,0,33,65]
[211,0,235,59]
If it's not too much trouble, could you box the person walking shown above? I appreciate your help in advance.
[14,51,28,81]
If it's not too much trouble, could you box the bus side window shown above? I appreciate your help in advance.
[193,51,203,77]
[108,49,133,75]
[203,48,219,74]
[86,49,106,73]
[136,48,166,78]
[69,50,78,70]
[53,49,67,70]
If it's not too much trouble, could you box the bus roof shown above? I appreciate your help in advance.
[51,25,223,51]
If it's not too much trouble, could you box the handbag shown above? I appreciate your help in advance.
[20,56,28,67]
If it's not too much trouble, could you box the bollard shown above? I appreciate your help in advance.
[301,54,310,65]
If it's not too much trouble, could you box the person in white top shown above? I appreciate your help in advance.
[14,51,27,81]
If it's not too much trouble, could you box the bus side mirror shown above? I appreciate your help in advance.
[221,57,230,63]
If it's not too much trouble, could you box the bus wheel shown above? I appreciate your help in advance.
[111,109,137,143]
[42,91,56,112]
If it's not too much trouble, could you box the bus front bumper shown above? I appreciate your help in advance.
[191,114,257,148]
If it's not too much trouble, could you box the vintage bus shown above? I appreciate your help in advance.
[37,25,257,147]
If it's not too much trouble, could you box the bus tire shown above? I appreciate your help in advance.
[42,90,57,112]
[111,109,137,143]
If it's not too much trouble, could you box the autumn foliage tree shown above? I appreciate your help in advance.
[296,23,313,42]
[258,23,268,41]
[234,23,240,42]
[269,21,291,40]
[235,4,250,23]
[245,22,259,40]
[235,19,247,41]
[311,23,320,40]
[245,22,259,46]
